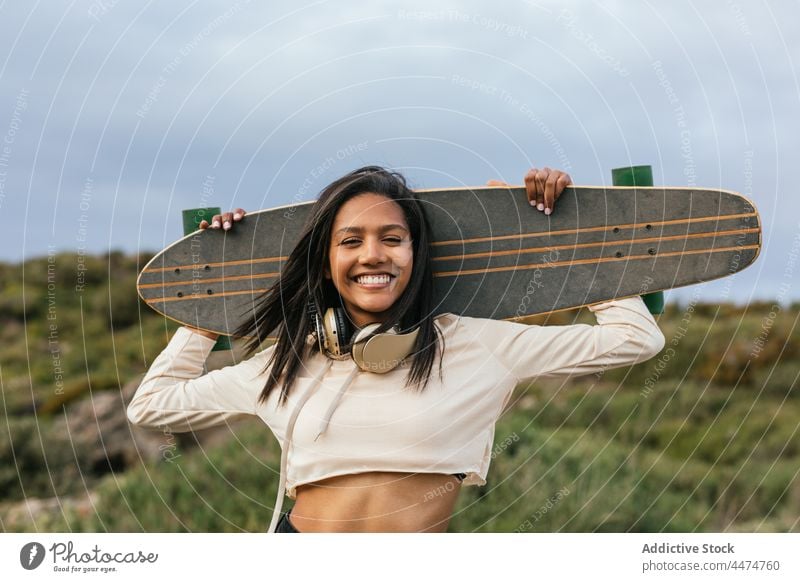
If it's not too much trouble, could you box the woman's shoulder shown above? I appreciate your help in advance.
[433,313,521,337]
[432,312,461,333]
[433,312,458,324]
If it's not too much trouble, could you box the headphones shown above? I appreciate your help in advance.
[310,304,419,374]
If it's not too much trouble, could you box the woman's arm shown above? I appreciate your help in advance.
[477,167,664,380]
[471,296,665,383]
[127,327,271,432]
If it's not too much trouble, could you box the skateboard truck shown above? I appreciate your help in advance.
[182,207,232,351]
[611,165,665,315]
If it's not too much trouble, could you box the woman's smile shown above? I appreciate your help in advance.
[354,272,394,287]
[327,193,413,327]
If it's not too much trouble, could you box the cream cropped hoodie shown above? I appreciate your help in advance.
[127,297,664,531]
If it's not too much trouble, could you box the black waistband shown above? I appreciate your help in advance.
[274,508,300,533]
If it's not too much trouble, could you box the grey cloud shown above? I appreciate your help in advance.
[0,0,797,304]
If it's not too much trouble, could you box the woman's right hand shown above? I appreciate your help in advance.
[199,208,247,231]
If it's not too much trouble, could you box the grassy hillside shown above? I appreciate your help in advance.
[0,251,175,412]
[1,252,798,532]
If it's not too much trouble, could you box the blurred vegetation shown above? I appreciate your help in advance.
[1,252,798,532]
[0,251,177,414]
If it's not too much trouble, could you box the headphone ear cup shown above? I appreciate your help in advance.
[352,326,420,374]
[322,308,352,357]
[352,323,383,344]
[310,303,325,353]
[351,323,382,367]
[334,308,351,346]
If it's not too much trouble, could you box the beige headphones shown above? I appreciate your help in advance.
[314,307,419,373]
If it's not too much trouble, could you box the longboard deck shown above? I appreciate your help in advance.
[138,186,761,335]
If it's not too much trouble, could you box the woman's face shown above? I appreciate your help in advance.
[327,193,413,328]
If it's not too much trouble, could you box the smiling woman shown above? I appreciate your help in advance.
[327,194,414,327]
[126,165,665,533]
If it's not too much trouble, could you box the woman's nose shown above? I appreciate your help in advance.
[359,238,386,264]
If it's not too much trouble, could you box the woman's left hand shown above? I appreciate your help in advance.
[487,167,572,215]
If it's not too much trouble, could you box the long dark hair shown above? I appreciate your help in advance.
[234,166,441,406]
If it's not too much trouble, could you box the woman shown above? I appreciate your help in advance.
[127,166,665,533]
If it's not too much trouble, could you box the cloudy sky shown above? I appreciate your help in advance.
[1,0,797,303]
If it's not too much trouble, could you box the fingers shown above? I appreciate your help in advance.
[544,171,558,215]
[486,179,510,187]
[221,212,234,230]
[203,208,247,230]
[524,167,572,215]
[524,168,545,211]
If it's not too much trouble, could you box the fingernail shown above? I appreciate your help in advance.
[544,208,551,216]
[233,213,242,220]
[529,200,536,207]
[223,221,231,229]
[212,220,220,228]
[537,203,544,211]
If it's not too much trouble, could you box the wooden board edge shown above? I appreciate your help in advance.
[138,295,239,338]
[413,184,749,198]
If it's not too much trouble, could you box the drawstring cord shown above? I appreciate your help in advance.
[315,366,359,441]
[267,359,333,533]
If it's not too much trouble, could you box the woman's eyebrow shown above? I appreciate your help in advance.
[334,224,409,235]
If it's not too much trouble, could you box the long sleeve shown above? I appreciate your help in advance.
[472,297,665,384]
[126,327,273,432]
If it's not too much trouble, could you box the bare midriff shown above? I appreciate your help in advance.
[289,471,463,532]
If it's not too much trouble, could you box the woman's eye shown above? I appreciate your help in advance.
[383,237,402,244]
[341,238,360,246]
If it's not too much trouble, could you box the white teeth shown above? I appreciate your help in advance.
[356,274,391,285]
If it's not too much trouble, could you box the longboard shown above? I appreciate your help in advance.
[138,186,761,335]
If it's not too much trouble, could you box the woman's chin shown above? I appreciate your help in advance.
[347,304,394,326]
